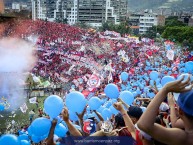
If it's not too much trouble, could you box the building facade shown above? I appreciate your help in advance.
[31,0,128,27]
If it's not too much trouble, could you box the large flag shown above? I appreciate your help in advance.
[166,50,174,60]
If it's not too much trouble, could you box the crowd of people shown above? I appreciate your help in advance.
[0,19,193,145]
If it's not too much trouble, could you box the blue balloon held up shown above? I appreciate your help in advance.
[54,123,68,137]
[109,105,119,115]
[66,91,87,114]
[121,72,129,81]
[20,140,30,145]
[0,134,19,145]
[119,91,134,105]
[150,71,159,81]
[101,108,112,121]
[31,135,41,143]
[97,106,105,113]
[161,76,175,86]
[88,97,102,110]
[44,95,64,118]
[31,118,51,136]
[69,110,78,121]
[104,84,119,99]
[185,61,193,72]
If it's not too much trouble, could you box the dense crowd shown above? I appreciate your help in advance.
[0,19,193,145]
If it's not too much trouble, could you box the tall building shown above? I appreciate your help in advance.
[139,11,158,34]
[0,0,4,14]
[31,0,128,27]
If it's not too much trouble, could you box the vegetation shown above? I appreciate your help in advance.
[100,21,131,35]
[144,16,193,50]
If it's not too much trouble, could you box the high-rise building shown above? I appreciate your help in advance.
[31,0,128,27]
[0,0,4,14]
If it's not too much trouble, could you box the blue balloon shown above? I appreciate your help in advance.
[109,105,119,115]
[31,118,51,136]
[150,80,154,86]
[27,126,32,136]
[66,91,87,114]
[121,84,126,91]
[119,91,134,105]
[161,76,175,86]
[150,71,159,80]
[101,108,112,121]
[0,134,19,145]
[39,134,48,141]
[97,106,105,113]
[69,110,78,121]
[44,95,64,118]
[104,84,119,99]
[0,104,5,111]
[18,134,29,141]
[31,135,41,143]
[185,61,193,72]
[20,140,30,145]
[88,97,102,110]
[103,101,112,108]
[168,71,172,75]
[133,92,138,97]
[54,123,68,137]
[121,72,129,81]
[147,92,155,98]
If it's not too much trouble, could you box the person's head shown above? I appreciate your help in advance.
[114,113,125,129]
[127,106,143,124]
[177,90,193,122]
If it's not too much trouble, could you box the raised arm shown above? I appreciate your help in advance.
[113,102,136,140]
[167,93,184,129]
[93,110,104,122]
[46,119,57,145]
[137,76,193,145]
[62,108,82,136]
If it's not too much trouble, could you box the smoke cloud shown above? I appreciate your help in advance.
[0,38,37,110]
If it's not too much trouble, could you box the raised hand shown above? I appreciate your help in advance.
[164,75,193,93]
[62,107,69,122]
[168,93,175,107]
[113,102,124,112]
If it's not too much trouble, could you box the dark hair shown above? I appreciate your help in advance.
[115,113,125,128]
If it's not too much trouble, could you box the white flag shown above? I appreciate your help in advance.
[29,97,37,104]
[20,103,28,113]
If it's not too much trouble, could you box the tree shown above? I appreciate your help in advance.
[101,22,131,35]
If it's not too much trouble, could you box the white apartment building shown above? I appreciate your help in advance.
[31,0,127,27]
[139,12,158,34]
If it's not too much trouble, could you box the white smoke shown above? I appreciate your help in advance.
[0,38,37,110]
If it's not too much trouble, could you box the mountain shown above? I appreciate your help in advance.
[128,0,193,12]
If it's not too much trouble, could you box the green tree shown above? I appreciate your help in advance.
[101,22,131,35]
